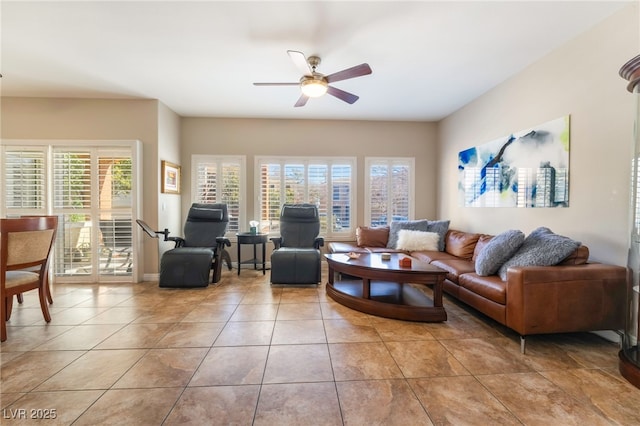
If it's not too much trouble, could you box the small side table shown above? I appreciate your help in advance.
[236,232,268,275]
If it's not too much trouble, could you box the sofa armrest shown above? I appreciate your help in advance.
[505,263,628,336]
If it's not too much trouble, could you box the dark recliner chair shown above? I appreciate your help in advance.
[138,203,231,288]
[270,204,324,284]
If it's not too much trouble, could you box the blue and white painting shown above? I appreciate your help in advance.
[458,116,570,208]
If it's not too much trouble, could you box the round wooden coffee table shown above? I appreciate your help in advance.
[325,252,447,322]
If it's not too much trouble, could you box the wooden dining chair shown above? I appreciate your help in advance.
[1,216,58,342]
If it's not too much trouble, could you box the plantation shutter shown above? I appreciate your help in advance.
[309,164,328,234]
[366,158,414,226]
[53,150,92,211]
[391,162,411,221]
[195,158,219,203]
[51,148,137,278]
[331,164,352,231]
[256,157,355,238]
[284,164,305,203]
[3,148,47,213]
[260,163,282,234]
[192,155,244,233]
[369,163,389,225]
[97,151,133,275]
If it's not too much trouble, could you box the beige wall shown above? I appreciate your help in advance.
[180,117,438,232]
[156,102,183,263]
[437,4,639,265]
[0,97,161,277]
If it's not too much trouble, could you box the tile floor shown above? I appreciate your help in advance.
[2,264,640,425]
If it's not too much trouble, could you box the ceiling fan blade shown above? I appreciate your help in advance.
[326,63,372,83]
[287,50,312,76]
[327,86,359,104]
[294,94,309,107]
[253,82,299,86]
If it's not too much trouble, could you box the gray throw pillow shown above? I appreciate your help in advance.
[387,220,430,249]
[497,227,581,281]
[427,220,450,252]
[475,229,525,276]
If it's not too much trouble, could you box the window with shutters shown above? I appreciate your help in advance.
[365,158,414,226]
[192,155,245,234]
[1,141,139,283]
[3,148,47,213]
[256,156,355,239]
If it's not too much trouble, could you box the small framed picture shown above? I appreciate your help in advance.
[161,160,181,194]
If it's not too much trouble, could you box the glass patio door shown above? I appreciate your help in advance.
[52,147,136,281]
[1,141,140,283]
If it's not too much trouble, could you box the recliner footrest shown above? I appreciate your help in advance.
[160,247,214,288]
[270,247,321,284]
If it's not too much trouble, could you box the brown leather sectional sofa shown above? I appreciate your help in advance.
[328,228,628,351]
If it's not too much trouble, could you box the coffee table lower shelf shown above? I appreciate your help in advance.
[326,279,447,322]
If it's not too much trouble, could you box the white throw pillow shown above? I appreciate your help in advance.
[396,230,439,251]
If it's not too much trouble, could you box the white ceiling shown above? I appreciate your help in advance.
[1,1,632,121]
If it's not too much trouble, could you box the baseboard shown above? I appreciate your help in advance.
[143,273,159,282]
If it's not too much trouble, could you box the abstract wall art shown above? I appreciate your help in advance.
[458,116,570,208]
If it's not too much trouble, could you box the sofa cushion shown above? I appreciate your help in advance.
[387,220,430,249]
[497,227,581,281]
[411,250,458,263]
[356,226,389,248]
[445,230,480,260]
[472,235,494,262]
[430,259,476,284]
[459,273,507,305]
[475,230,525,276]
[396,230,439,251]
[427,220,451,252]
[557,245,589,265]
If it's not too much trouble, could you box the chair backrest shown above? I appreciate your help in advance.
[183,203,229,247]
[279,204,320,248]
[1,216,58,275]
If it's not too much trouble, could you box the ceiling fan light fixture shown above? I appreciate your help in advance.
[300,77,328,97]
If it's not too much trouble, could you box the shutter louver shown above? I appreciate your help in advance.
[4,149,46,211]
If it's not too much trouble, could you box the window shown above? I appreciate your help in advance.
[192,155,245,234]
[1,141,140,283]
[256,156,356,238]
[3,148,47,213]
[365,157,414,226]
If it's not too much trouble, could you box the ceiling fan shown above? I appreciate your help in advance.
[253,50,372,107]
